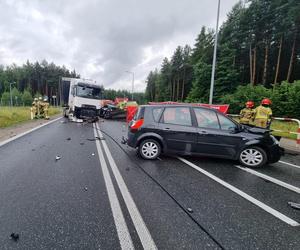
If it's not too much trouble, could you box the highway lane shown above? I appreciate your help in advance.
[0,118,300,249]
[99,119,300,249]
[0,119,220,249]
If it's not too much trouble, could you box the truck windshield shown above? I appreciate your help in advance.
[76,85,102,99]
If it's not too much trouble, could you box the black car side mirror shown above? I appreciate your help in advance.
[229,126,240,134]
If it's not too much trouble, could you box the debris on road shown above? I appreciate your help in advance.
[66,137,71,141]
[121,136,128,144]
[55,156,61,161]
[126,167,130,171]
[10,233,19,241]
[92,153,95,156]
[86,136,105,141]
[187,208,193,213]
[288,202,300,210]
[84,187,88,191]
[80,142,85,145]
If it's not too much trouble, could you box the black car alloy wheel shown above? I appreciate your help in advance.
[239,146,267,168]
[139,139,161,160]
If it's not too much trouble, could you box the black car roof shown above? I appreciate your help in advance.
[140,104,219,112]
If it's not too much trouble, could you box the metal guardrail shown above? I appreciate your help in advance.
[228,114,300,148]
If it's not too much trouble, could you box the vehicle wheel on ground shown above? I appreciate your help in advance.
[239,146,267,168]
[138,139,161,160]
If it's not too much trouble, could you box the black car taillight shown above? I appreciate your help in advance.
[130,119,144,132]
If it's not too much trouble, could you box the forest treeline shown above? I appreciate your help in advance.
[0,60,79,105]
[145,0,300,116]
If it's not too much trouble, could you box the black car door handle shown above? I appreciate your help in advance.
[198,130,208,134]
[163,127,171,130]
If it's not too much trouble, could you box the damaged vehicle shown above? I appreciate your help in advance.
[61,77,102,122]
[126,104,284,168]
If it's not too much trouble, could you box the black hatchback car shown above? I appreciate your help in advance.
[127,104,283,168]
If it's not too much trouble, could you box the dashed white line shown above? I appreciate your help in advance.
[96,122,157,250]
[0,117,62,147]
[93,123,134,250]
[178,157,300,227]
[279,160,300,170]
[234,165,300,194]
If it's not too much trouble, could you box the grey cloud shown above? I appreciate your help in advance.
[0,0,238,91]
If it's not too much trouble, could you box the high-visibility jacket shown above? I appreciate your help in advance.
[254,105,272,121]
[239,108,255,124]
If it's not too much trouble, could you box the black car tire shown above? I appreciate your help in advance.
[138,139,161,160]
[239,146,267,168]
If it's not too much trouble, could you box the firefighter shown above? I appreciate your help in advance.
[43,97,50,119]
[38,96,43,118]
[239,101,255,125]
[254,98,272,128]
[31,98,39,119]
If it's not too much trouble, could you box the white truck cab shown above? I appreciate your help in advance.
[61,77,102,122]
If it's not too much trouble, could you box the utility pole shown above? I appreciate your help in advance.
[125,71,134,100]
[209,0,221,104]
[10,82,15,107]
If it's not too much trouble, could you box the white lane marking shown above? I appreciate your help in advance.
[93,124,134,250]
[0,117,62,147]
[234,165,300,194]
[178,157,300,227]
[279,161,300,170]
[96,122,157,249]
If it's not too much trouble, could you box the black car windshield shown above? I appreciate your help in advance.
[76,85,101,99]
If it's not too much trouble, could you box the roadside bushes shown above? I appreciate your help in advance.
[221,81,300,118]
[0,88,33,106]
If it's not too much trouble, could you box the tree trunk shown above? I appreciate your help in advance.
[274,35,283,84]
[181,68,186,101]
[287,30,297,82]
[169,79,172,101]
[262,42,269,85]
[249,44,253,84]
[252,46,257,85]
[176,77,180,101]
[172,79,176,101]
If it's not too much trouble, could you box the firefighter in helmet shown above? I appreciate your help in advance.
[31,97,39,119]
[254,98,272,128]
[38,96,43,118]
[239,101,255,125]
[43,96,50,119]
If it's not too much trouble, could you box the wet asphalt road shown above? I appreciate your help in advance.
[0,118,300,249]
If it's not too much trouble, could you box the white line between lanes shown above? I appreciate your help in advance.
[96,122,157,250]
[279,161,300,170]
[234,165,300,194]
[0,116,62,147]
[178,157,300,227]
[93,123,134,250]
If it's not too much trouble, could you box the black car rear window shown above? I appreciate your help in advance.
[152,107,163,122]
[134,107,145,120]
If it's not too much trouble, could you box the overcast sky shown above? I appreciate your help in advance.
[0,0,239,91]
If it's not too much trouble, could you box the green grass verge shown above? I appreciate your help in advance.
[0,106,62,128]
[231,116,298,140]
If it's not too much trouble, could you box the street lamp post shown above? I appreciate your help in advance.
[10,82,15,107]
[209,0,221,105]
[125,71,134,100]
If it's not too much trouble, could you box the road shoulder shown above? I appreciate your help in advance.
[0,113,62,143]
